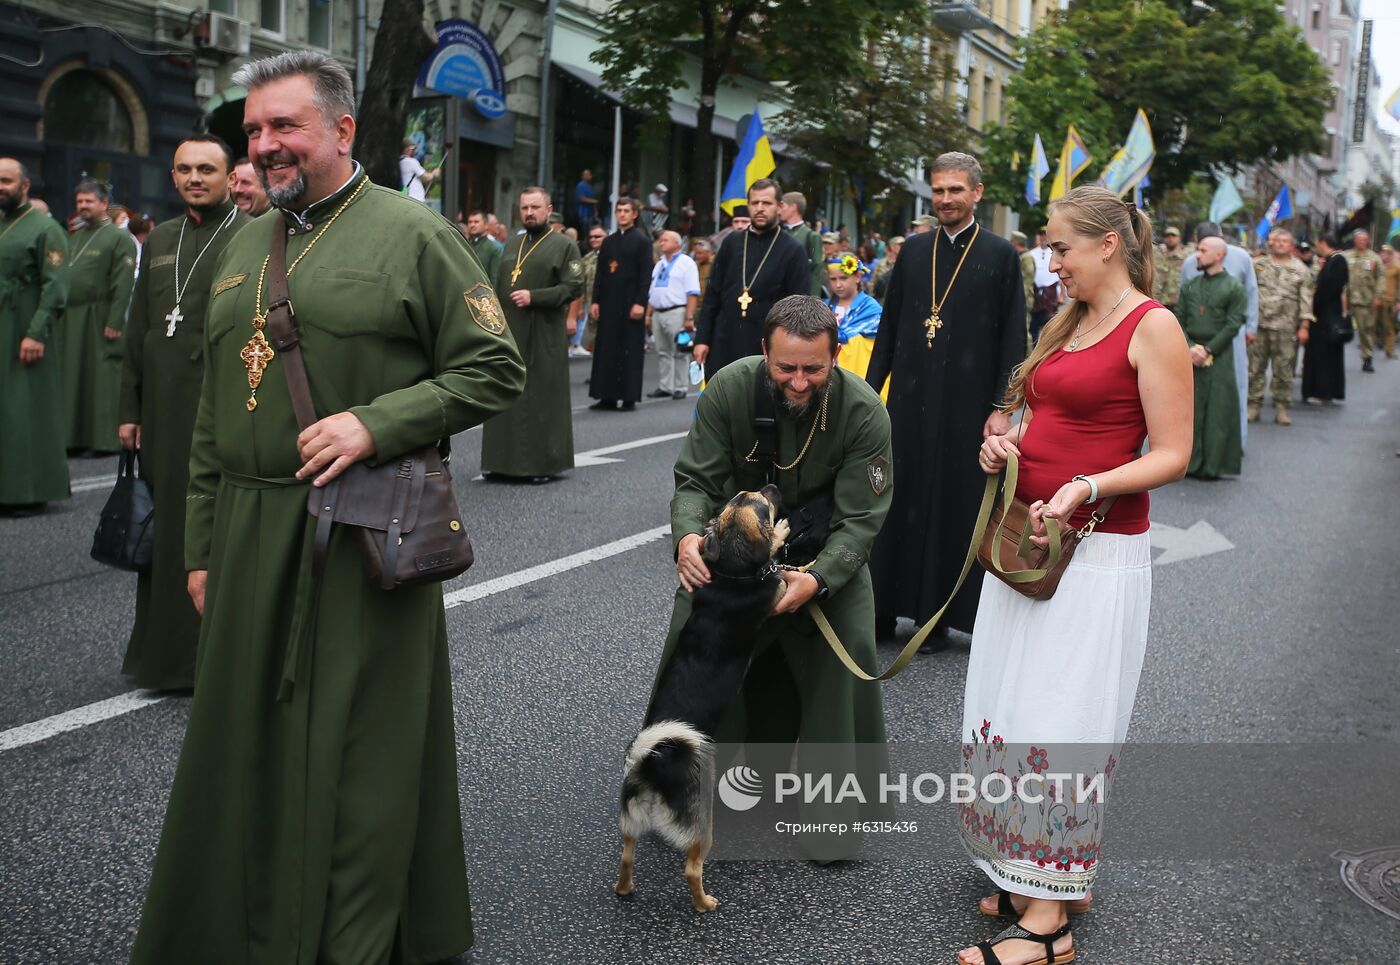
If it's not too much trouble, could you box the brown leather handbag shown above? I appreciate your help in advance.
[976,451,1115,600]
[263,227,475,590]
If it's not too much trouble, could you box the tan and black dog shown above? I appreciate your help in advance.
[615,486,789,911]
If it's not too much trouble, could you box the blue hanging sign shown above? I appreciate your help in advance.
[418,19,507,120]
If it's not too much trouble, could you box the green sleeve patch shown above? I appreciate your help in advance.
[464,282,507,335]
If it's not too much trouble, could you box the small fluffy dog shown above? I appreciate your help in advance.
[615,486,790,911]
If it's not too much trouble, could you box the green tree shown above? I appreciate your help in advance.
[983,0,1331,224]
[592,0,923,235]
[358,0,436,190]
[774,22,966,239]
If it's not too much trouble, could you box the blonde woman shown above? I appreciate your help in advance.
[957,186,1193,965]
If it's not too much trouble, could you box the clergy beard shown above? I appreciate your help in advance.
[0,192,20,214]
[262,169,308,209]
[761,364,817,420]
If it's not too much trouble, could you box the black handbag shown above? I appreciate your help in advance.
[1330,311,1355,345]
[90,449,155,571]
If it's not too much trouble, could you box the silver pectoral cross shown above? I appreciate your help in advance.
[165,304,184,337]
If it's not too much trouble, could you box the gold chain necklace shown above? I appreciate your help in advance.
[738,227,782,318]
[241,178,369,411]
[744,382,831,470]
[510,227,553,285]
[925,224,980,347]
[0,206,35,243]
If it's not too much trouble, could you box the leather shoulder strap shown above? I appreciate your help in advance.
[263,224,319,432]
[751,362,776,484]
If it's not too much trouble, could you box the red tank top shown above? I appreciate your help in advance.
[1015,299,1157,535]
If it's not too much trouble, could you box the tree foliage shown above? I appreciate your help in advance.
[592,0,925,234]
[982,0,1332,224]
[775,21,966,238]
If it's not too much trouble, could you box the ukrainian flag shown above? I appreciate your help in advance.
[1386,86,1400,122]
[1048,125,1092,202]
[1024,133,1051,206]
[720,106,776,215]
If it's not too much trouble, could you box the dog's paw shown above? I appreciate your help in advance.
[614,880,635,897]
[693,893,719,912]
[770,518,791,555]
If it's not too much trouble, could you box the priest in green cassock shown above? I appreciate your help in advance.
[58,178,136,454]
[131,52,525,965]
[480,187,583,481]
[0,157,70,515]
[1177,235,1245,479]
[118,135,249,691]
[463,208,502,283]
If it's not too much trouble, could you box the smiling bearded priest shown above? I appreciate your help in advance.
[130,51,526,964]
[658,294,892,860]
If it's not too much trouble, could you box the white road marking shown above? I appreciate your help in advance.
[1369,408,1387,424]
[0,525,672,753]
[1150,520,1235,566]
[0,690,168,752]
[473,430,688,478]
[70,474,117,495]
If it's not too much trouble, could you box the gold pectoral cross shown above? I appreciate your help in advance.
[510,266,522,285]
[924,309,943,347]
[738,288,754,318]
[241,316,276,411]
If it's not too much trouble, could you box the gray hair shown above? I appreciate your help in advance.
[762,294,838,354]
[1267,226,1294,242]
[74,177,110,201]
[232,51,356,125]
[931,151,982,188]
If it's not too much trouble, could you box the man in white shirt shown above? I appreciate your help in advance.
[398,139,438,203]
[646,229,700,399]
[1028,228,1061,341]
[645,183,669,235]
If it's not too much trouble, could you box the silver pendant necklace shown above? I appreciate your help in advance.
[167,206,238,336]
[1068,286,1132,351]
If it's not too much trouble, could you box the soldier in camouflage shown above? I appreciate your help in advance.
[1152,226,1187,312]
[1249,227,1314,425]
[1344,229,1383,372]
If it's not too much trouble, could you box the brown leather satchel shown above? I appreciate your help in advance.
[976,452,1116,600]
[263,225,474,590]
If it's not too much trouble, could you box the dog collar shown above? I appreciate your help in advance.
[710,558,780,584]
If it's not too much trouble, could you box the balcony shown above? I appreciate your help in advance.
[929,0,996,32]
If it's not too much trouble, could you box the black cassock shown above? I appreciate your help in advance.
[1301,251,1347,402]
[696,226,809,380]
[590,225,653,402]
[865,224,1027,633]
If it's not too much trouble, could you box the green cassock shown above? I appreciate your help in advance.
[0,203,70,505]
[479,226,583,477]
[118,198,250,689]
[131,171,525,964]
[56,219,136,452]
[1177,269,1246,479]
[465,232,501,287]
[656,356,892,858]
[786,221,826,297]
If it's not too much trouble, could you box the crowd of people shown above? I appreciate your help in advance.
[3,46,1398,965]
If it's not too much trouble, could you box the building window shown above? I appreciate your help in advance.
[308,0,332,48]
[983,74,994,127]
[43,68,134,152]
[1310,5,1319,30]
[259,0,283,34]
[208,0,236,13]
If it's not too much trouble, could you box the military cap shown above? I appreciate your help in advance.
[1164,226,1181,237]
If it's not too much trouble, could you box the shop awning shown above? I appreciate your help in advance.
[552,62,741,143]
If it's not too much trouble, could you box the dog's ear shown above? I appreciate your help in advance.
[700,526,721,564]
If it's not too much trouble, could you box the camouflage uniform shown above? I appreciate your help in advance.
[1344,248,1382,362]
[1152,244,1188,310]
[579,247,599,349]
[1381,258,1400,359]
[1249,256,1314,420]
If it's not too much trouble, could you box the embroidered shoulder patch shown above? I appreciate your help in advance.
[867,455,890,495]
[47,249,64,267]
[213,273,248,296]
[464,282,507,335]
[569,260,581,273]
[150,254,177,269]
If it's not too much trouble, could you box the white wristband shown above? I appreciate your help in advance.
[1072,474,1099,503]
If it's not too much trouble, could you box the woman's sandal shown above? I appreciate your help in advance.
[959,921,1075,965]
[979,889,1092,918]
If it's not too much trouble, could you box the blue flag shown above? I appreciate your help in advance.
[719,106,776,215]
[1255,184,1293,240]
[1024,133,1051,206]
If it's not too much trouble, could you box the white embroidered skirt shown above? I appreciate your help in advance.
[958,530,1151,899]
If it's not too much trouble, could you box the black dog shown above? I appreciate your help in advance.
[615,485,789,911]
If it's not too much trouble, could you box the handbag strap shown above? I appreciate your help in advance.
[752,363,777,485]
[263,224,340,576]
[805,450,1116,682]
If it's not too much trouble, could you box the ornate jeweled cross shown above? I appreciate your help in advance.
[924,309,943,347]
[164,304,184,337]
[240,327,276,411]
[738,288,754,318]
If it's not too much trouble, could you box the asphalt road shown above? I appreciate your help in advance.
[2,348,1398,964]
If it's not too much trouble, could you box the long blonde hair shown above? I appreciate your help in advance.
[1003,186,1155,410]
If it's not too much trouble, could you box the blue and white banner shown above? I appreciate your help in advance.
[418,19,507,120]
